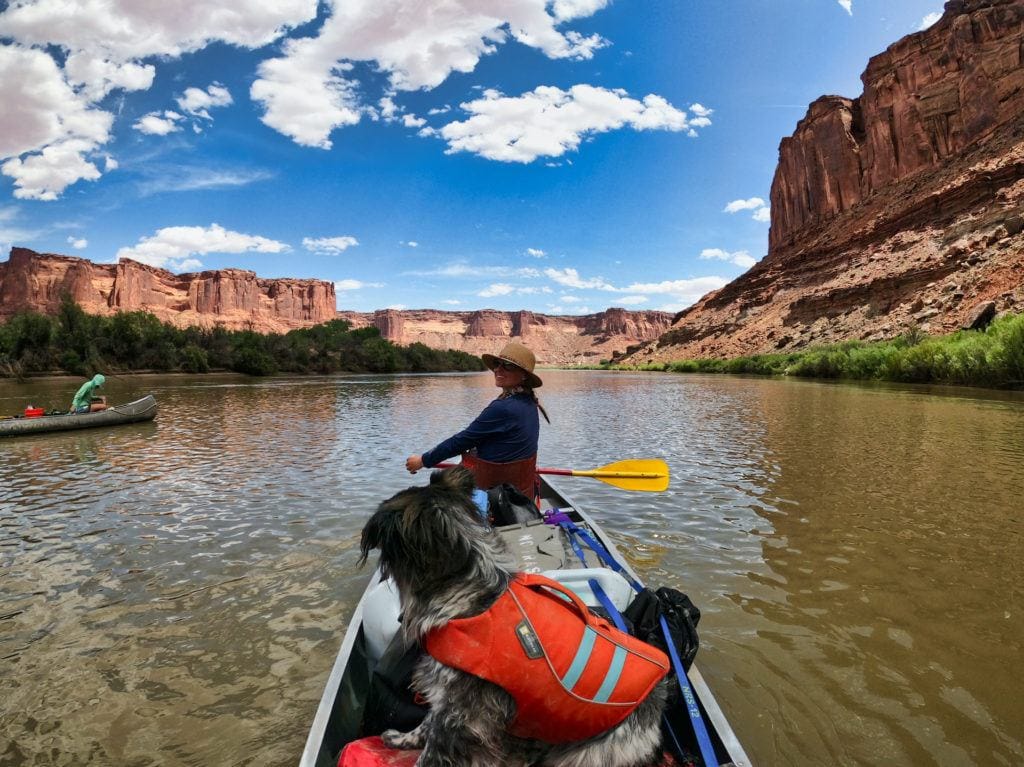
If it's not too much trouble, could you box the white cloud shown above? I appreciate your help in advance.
[723,197,765,213]
[335,278,383,291]
[0,1,316,198]
[0,207,40,251]
[0,46,113,200]
[249,0,610,149]
[544,267,615,290]
[919,12,942,30]
[752,206,771,222]
[176,83,233,120]
[690,103,712,118]
[560,295,581,303]
[428,105,451,115]
[66,235,87,249]
[526,247,546,257]
[133,111,184,135]
[618,295,647,305]
[402,240,419,247]
[303,235,359,254]
[116,223,289,271]
[700,247,758,269]
[438,85,696,163]
[838,0,852,15]
[441,298,461,305]
[479,283,515,297]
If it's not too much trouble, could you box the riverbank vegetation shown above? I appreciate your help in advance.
[0,298,484,378]
[604,312,1024,389]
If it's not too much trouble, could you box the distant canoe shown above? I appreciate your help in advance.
[0,395,157,437]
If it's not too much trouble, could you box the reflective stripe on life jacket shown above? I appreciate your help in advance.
[460,452,537,499]
[423,573,669,744]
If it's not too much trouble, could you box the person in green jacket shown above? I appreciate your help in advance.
[71,374,107,413]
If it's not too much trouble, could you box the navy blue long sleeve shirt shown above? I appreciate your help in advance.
[421,393,540,467]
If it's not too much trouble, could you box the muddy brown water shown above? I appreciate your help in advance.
[1,371,1022,766]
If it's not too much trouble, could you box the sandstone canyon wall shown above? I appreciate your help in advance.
[0,247,337,333]
[0,248,672,364]
[629,0,1024,363]
[336,307,674,365]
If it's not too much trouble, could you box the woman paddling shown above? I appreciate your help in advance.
[406,342,549,498]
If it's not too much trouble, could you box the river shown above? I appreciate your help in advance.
[1,371,1022,766]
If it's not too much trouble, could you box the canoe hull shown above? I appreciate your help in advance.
[300,476,749,767]
[0,395,157,437]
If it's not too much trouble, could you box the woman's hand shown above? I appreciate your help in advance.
[406,455,424,473]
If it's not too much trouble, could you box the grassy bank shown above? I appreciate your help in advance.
[602,312,1024,390]
[0,297,484,379]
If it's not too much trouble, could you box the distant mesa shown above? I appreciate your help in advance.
[0,248,672,365]
[628,0,1024,364]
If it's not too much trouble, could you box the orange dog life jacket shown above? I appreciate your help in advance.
[423,573,669,744]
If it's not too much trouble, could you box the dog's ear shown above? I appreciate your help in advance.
[429,465,476,498]
[359,488,419,577]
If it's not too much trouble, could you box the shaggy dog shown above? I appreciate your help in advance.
[359,466,668,767]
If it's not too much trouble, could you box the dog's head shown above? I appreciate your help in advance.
[359,465,486,594]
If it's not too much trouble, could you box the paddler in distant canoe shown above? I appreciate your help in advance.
[405,342,550,498]
[70,373,108,414]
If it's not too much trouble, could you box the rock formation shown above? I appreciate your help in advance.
[0,247,336,332]
[0,248,672,364]
[335,308,674,365]
[629,0,1024,363]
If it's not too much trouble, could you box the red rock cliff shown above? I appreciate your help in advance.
[0,248,336,332]
[632,0,1024,363]
[335,307,674,365]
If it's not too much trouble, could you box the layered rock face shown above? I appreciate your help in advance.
[0,248,336,332]
[335,308,674,365]
[631,0,1024,363]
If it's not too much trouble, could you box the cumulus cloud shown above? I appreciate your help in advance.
[0,0,315,198]
[116,223,289,271]
[526,247,546,257]
[249,0,611,148]
[544,267,615,290]
[723,197,764,213]
[133,111,184,135]
[303,235,359,254]
[176,83,233,120]
[66,235,87,249]
[0,46,113,199]
[438,85,696,163]
[838,0,852,15]
[724,196,770,223]
[919,12,942,30]
[479,283,515,297]
[700,247,758,269]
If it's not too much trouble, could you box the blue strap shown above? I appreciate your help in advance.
[558,518,718,766]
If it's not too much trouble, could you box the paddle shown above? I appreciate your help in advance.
[435,459,670,492]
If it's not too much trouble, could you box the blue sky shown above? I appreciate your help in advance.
[0,0,944,314]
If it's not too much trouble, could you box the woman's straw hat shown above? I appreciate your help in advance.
[482,342,543,388]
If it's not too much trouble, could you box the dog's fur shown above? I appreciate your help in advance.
[359,466,667,767]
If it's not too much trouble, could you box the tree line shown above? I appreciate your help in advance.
[0,297,485,378]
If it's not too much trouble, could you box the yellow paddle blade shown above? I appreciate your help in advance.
[572,459,670,492]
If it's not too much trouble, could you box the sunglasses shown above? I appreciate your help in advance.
[495,360,522,371]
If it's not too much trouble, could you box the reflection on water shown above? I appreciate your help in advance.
[1,372,1023,766]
